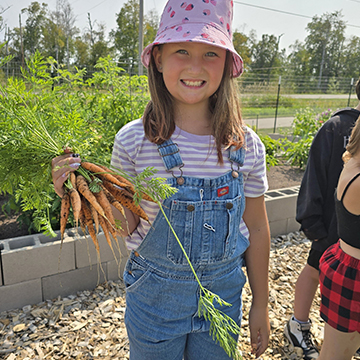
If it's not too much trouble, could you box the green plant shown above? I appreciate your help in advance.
[0,52,149,234]
[257,134,280,168]
[281,108,332,168]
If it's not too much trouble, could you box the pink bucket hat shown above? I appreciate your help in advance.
[141,0,244,78]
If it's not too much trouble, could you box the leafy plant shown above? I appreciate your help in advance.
[281,108,332,168]
[257,134,280,168]
[0,52,149,235]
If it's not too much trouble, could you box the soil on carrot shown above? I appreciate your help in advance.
[0,164,305,240]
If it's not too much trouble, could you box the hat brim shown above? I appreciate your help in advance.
[141,22,244,78]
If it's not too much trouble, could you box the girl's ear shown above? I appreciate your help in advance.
[152,46,163,72]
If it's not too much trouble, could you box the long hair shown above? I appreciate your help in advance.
[343,115,360,163]
[356,77,360,101]
[143,47,245,164]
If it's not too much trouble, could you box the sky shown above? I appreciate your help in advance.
[2,0,360,52]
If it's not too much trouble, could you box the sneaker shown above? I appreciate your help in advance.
[284,316,319,360]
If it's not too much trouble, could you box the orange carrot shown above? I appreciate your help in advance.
[97,164,156,203]
[70,172,77,189]
[68,188,81,228]
[80,162,129,189]
[94,189,115,226]
[98,215,117,260]
[102,180,149,222]
[76,174,105,218]
[81,196,100,254]
[101,185,125,217]
[60,192,71,241]
[79,202,87,237]
[89,203,100,234]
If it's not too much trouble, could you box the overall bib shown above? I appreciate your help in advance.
[123,139,250,360]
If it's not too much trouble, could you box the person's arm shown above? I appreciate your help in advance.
[243,195,270,358]
[111,204,140,237]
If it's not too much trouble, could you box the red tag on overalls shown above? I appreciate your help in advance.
[217,186,229,197]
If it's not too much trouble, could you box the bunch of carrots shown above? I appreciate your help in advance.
[60,161,153,260]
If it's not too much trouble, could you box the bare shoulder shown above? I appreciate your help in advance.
[338,170,360,215]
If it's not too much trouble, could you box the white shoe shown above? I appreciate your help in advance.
[284,316,319,359]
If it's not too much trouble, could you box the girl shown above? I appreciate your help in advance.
[318,116,360,360]
[52,1,270,358]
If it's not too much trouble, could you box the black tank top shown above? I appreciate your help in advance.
[335,172,360,249]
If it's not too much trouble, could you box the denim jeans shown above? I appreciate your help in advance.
[123,140,249,359]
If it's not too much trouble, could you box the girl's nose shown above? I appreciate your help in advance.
[187,56,202,73]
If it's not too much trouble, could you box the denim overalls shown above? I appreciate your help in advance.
[124,139,250,360]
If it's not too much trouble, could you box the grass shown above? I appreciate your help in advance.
[241,97,358,119]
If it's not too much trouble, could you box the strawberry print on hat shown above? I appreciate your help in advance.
[141,0,244,77]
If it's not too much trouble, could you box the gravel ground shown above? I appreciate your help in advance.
[2,231,359,360]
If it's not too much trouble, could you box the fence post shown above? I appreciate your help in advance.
[347,78,354,107]
[273,76,281,133]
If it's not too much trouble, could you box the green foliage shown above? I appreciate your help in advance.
[257,134,279,168]
[281,108,331,168]
[0,51,149,235]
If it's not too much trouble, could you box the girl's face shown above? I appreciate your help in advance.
[153,42,226,110]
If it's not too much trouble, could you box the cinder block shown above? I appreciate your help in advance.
[75,231,118,268]
[42,263,108,300]
[1,232,75,285]
[269,219,288,238]
[266,195,297,222]
[107,236,129,281]
[0,279,42,313]
[286,217,300,234]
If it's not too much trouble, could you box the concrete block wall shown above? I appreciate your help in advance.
[0,186,300,313]
[0,229,128,313]
[265,186,300,236]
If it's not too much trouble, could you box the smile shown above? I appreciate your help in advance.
[181,80,205,87]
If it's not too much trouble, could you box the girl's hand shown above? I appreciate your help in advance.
[51,152,81,197]
[248,304,270,358]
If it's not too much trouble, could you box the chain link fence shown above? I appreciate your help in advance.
[1,59,358,131]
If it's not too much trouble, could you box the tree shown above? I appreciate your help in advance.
[21,2,48,56]
[250,34,282,82]
[111,0,139,69]
[53,0,78,68]
[232,30,252,70]
[287,40,313,92]
[144,9,158,47]
[41,16,66,64]
[305,11,346,90]
[341,35,360,79]
[110,0,158,72]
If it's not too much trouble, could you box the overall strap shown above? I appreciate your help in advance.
[341,172,360,201]
[157,139,184,171]
[229,146,245,167]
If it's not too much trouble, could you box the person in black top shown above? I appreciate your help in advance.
[317,114,360,360]
[284,78,360,360]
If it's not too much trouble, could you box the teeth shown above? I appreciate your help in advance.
[183,80,203,86]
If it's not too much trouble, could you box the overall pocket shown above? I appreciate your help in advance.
[123,257,151,292]
[167,195,244,265]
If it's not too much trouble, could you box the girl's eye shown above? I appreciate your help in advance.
[177,49,188,55]
[206,52,218,57]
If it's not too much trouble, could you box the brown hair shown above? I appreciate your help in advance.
[142,48,245,164]
[356,77,360,101]
[343,115,360,163]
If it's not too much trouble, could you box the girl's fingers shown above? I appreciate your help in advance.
[54,172,69,198]
[51,154,81,197]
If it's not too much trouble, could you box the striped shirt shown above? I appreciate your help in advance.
[111,118,268,250]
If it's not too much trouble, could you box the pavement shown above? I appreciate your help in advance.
[244,116,294,130]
